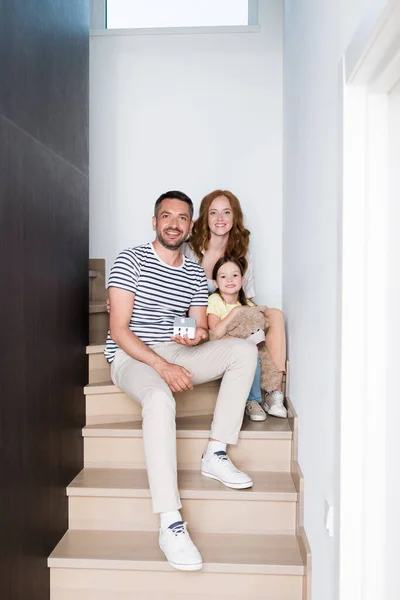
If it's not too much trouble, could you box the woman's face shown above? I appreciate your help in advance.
[208,196,234,237]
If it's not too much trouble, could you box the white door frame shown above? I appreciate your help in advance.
[340,2,400,599]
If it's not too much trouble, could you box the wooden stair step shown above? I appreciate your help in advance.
[87,343,106,354]
[68,467,297,500]
[84,379,221,422]
[83,415,292,472]
[83,414,292,439]
[50,531,304,598]
[84,379,219,396]
[89,301,107,314]
[49,529,305,575]
[67,468,298,534]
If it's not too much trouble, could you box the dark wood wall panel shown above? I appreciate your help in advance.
[0,1,89,598]
[0,0,89,173]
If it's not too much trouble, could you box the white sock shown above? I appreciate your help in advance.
[160,510,182,531]
[204,440,227,460]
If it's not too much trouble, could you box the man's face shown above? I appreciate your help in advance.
[152,198,193,250]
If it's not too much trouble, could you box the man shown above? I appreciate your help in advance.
[105,191,257,571]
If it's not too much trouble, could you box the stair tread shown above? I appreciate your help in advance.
[85,379,219,394]
[89,301,107,314]
[87,342,106,354]
[83,414,292,439]
[49,530,305,575]
[87,343,106,354]
[68,468,297,501]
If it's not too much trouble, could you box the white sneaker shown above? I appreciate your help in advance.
[201,451,253,489]
[245,400,267,421]
[159,521,203,571]
[263,391,287,419]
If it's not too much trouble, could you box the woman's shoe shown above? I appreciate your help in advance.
[262,391,287,419]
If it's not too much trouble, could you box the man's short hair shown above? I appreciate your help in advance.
[154,191,194,219]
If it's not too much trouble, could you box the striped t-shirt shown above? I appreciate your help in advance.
[104,243,208,362]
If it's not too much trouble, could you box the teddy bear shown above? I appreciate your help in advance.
[224,305,281,393]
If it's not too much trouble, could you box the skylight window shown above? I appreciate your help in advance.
[106,0,250,29]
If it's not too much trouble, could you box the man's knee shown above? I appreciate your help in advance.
[141,388,176,420]
[226,338,258,364]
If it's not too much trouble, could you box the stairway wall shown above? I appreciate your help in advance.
[0,2,89,599]
[282,1,372,599]
[89,0,284,308]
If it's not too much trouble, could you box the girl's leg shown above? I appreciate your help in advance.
[247,356,262,403]
[246,356,266,421]
[264,308,286,391]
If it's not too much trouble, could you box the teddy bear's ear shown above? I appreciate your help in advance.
[256,305,268,313]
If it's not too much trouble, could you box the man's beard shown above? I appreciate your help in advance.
[156,229,189,250]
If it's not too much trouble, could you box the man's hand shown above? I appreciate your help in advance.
[154,360,194,393]
[171,328,209,347]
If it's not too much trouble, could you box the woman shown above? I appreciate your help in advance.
[183,189,287,419]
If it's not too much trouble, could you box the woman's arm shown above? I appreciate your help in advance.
[207,307,241,339]
[243,248,256,299]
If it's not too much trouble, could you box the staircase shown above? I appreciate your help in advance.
[48,262,311,599]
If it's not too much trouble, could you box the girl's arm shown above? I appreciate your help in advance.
[207,307,241,339]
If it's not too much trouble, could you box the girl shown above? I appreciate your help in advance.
[207,256,286,421]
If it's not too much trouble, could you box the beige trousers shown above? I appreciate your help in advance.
[111,338,258,513]
[265,308,286,373]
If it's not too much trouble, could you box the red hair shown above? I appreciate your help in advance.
[188,190,250,272]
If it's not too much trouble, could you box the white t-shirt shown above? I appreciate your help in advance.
[104,243,208,362]
[182,243,256,299]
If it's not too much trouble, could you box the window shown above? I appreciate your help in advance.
[106,0,251,29]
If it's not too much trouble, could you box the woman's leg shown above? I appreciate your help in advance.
[263,308,287,418]
[247,356,262,402]
[264,308,286,391]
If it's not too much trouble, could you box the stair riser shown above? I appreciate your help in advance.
[88,352,109,374]
[83,437,292,472]
[89,313,109,346]
[51,568,303,599]
[68,496,296,535]
[86,384,220,424]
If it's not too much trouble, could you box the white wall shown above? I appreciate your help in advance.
[283,1,368,599]
[89,1,283,306]
[386,82,400,600]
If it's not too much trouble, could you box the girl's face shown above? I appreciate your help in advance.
[215,261,244,296]
[208,196,234,237]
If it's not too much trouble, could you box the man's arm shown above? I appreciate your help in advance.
[171,305,209,346]
[109,287,194,392]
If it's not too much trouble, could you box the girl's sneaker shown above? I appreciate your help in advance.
[262,391,287,419]
[245,400,267,421]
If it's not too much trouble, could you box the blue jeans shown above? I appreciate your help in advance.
[247,356,262,403]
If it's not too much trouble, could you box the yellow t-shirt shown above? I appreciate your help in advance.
[207,293,254,320]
